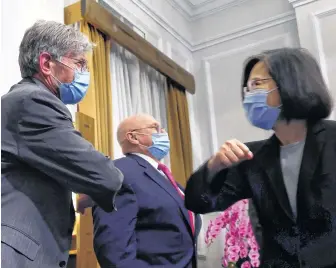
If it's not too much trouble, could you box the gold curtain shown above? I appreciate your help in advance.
[75,21,113,268]
[78,21,113,156]
[166,79,193,187]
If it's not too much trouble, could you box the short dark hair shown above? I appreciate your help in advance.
[241,47,333,122]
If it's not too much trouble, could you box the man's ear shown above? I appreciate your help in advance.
[126,132,139,145]
[39,52,53,76]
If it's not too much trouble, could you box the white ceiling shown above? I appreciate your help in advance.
[169,0,250,20]
[185,0,231,7]
[186,0,211,5]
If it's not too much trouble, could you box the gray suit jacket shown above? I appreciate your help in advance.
[1,78,123,268]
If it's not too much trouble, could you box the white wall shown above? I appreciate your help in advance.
[98,0,193,67]
[0,0,64,97]
[292,0,336,119]
[192,0,295,44]
[192,0,300,163]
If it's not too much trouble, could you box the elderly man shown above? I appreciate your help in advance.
[92,114,202,268]
[1,20,123,268]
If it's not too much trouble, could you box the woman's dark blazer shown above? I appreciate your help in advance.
[185,120,336,268]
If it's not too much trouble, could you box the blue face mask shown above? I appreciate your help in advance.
[243,89,281,130]
[57,70,90,104]
[147,133,170,161]
[52,59,90,105]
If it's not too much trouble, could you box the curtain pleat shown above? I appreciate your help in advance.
[75,21,113,268]
[166,79,193,187]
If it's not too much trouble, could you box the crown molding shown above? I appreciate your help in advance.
[166,0,249,21]
[193,11,295,51]
[192,0,249,20]
[130,0,193,50]
[288,0,317,8]
[165,0,193,20]
[101,1,296,53]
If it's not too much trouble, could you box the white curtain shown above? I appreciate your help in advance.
[110,42,170,167]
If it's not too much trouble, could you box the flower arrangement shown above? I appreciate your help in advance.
[205,199,260,268]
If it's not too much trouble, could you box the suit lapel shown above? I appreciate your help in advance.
[297,121,326,215]
[255,121,326,223]
[255,135,295,222]
[127,154,194,235]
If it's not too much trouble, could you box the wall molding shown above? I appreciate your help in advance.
[312,6,336,83]
[167,0,250,21]
[131,0,193,50]
[202,33,293,62]
[99,0,162,47]
[193,11,296,51]
[204,60,219,154]
[311,6,336,119]
[102,1,296,53]
[288,0,317,8]
[202,33,292,151]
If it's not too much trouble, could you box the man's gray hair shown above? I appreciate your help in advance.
[19,20,93,78]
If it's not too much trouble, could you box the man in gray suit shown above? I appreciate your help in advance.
[1,20,123,268]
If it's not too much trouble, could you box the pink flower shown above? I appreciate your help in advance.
[222,257,228,267]
[249,250,260,260]
[228,252,239,262]
[227,236,236,246]
[238,226,247,237]
[249,241,259,251]
[222,210,230,220]
[206,199,260,267]
[251,259,260,267]
[228,245,240,255]
[239,248,248,258]
[241,261,251,268]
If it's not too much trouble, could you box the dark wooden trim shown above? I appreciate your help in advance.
[64,0,195,93]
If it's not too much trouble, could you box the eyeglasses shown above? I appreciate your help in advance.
[131,125,164,133]
[57,56,89,72]
[244,77,273,93]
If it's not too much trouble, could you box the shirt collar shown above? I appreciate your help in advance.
[131,153,159,169]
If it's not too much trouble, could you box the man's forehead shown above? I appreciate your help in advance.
[64,52,87,61]
[143,117,159,125]
[129,116,159,129]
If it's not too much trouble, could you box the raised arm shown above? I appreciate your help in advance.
[185,139,254,214]
[17,90,123,212]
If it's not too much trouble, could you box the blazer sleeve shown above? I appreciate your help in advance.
[185,161,252,214]
[16,90,123,212]
[92,183,147,268]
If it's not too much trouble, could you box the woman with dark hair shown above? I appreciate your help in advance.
[185,47,336,267]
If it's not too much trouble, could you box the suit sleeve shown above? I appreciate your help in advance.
[16,90,123,212]
[92,183,146,268]
[185,161,252,214]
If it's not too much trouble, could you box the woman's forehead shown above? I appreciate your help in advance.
[249,61,269,78]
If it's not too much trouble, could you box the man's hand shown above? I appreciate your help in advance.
[76,194,94,214]
[208,139,253,172]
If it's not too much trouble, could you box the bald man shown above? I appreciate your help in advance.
[92,114,202,268]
